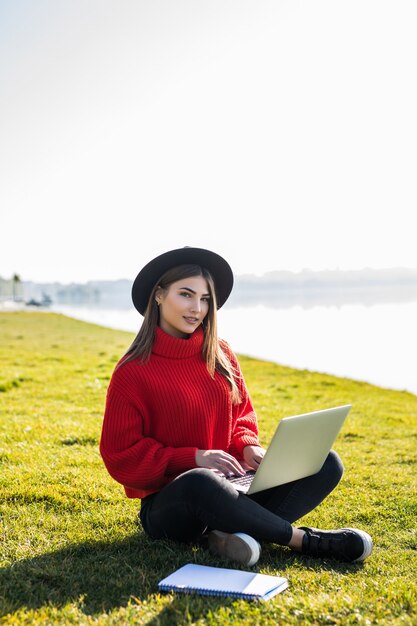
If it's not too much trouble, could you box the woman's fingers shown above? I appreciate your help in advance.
[252,449,265,465]
[195,447,265,476]
[195,450,245,475]
[242,445,266,469]
[213,452,244,475]
[217,453,245,476]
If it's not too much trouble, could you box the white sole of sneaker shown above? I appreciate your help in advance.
[208,530,261,567]
[341,528,373,561]
[234,532,261,566]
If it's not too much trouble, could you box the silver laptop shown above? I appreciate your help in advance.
[227,404,351,494]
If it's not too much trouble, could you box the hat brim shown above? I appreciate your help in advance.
[132,247,234,315]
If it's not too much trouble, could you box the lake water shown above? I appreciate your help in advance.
[51,298,417,396]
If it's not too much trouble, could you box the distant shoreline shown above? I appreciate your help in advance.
[3,299,415,397]
[2,267,417,310]
[2,281,417,311]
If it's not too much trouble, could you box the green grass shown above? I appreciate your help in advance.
[1,311,416,625]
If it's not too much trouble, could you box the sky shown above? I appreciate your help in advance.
[1,0,416,284]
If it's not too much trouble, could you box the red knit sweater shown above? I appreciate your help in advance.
[100,325,260,498]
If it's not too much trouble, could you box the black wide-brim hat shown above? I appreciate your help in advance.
[132,247,234,315]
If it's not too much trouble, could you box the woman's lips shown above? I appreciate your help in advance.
[184,317,199,324]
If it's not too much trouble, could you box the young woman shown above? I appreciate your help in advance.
[100,247,372,566]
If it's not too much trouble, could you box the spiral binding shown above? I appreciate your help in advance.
[158,584,259,600]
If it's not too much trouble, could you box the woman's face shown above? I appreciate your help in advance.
[156,275,210,339]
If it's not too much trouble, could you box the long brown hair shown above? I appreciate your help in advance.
[119,264,241,403]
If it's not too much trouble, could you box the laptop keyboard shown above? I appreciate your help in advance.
[227,470,256,488]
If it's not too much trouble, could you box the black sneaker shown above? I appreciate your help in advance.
[300,527,373,562]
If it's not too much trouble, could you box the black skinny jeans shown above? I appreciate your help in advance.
[140,450,344,546]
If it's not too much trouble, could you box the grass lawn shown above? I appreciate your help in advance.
[1,311,416,625]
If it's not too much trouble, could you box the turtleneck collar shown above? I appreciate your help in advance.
[152,325,204,359]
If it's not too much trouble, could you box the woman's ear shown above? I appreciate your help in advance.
[154,286,163,305]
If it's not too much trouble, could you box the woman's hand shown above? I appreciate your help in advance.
[195,449,245,476]
[242,445,266,471]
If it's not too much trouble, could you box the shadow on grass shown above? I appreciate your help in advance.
[0,534,365,623]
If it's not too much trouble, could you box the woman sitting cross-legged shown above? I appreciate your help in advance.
[100,247,372,567]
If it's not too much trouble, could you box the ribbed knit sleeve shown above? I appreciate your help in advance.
[221,340,261,458]
[100,384,197,495]
[228,405,259,459]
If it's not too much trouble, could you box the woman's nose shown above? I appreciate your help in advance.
[190,299,201,313]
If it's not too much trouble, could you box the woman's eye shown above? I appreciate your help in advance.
[179,292,209,302]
